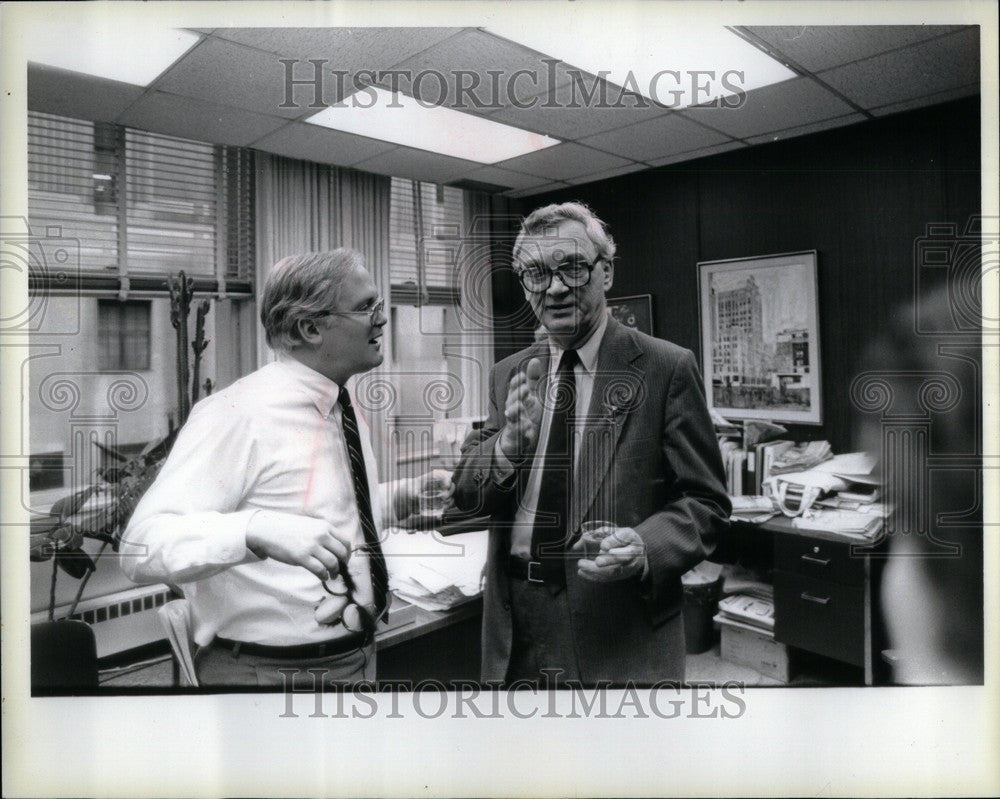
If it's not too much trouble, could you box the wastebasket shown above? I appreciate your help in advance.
[682,571,723,654]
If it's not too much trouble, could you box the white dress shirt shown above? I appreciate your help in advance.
[496,313,609,557]
[120,355,384,646]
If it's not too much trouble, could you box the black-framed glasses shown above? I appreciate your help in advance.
[319,296,385,326]
[516,257,603,293]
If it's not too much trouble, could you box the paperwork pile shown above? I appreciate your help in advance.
[769,440,832,474]
[716,593,775,632]
[729,495,780,523]
[381,527,488,612]
[792,509,884,540]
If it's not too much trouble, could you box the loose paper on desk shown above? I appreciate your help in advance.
[814,451,880,485]
[381,527,488,611]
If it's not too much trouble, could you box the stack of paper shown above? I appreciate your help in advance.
[717,593,775,631]
[381,527,488,612]
[814,451,880,482]
[730,495,780,523]
[792,509,884,540]
[721,564,774,602]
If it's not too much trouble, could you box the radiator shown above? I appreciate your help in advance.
[31,584,173,659]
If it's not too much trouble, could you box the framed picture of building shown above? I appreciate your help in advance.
[607,294,654,336]
[697,251,821,425]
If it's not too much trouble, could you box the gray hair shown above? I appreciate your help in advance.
[260,249,365,351]
[513,201,617,266]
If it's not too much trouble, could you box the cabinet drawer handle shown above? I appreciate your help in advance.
[800,554,831,566]
[801,592,831,605]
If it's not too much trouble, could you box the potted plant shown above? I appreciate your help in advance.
[29,271,211,621]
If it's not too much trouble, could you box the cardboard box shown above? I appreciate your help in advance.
[715,614,792,683]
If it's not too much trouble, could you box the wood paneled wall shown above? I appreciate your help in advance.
[494,98,981,451]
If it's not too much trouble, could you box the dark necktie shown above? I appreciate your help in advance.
[338,387,389,619]
[530,349,579,577]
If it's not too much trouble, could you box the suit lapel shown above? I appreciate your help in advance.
[570,319,644,534]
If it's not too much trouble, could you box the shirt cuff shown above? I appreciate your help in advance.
[492,438,516,484]
[239,508,268,563]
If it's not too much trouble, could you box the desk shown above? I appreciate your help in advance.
[376,597,482,683]
[758,516,885,686]
[374,510,490,683]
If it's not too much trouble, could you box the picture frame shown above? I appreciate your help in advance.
[697,250,822,425]
[607,294,654,336]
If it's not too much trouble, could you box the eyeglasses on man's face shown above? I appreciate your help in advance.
[515,256,603,293]
[319,296,385,327]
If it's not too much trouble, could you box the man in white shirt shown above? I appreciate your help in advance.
[121,249,448,687]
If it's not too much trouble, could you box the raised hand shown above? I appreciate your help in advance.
[498,357,545,461]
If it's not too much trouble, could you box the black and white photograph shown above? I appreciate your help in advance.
[1,1,996,797]
[698,250,821,424]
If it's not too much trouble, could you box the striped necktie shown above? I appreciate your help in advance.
[530,348,579,580]
[338,386,389,619]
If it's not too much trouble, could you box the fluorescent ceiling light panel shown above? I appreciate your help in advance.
[485,22,796,108]
[25,24,201,87]
[305,87,561,164]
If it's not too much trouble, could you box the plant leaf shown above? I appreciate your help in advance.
[29,531,56,562]
[55,548,96,579]
[50,485,97,523]
[93,439,127,463]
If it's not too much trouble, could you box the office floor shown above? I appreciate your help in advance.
[98,638,851,689]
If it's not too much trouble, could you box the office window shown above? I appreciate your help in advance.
[27,111,255,285]
[386,178,487,466]
[28,452,64,492]
[27,113,258,509]
[389,177,463,304]
[27,112,120,271]
[97,300,151,371]
[125,128,217,274]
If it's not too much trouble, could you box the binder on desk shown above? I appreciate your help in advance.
[758,440,794,495]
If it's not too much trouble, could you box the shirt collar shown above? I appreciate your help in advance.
[275,352,341,418]
[547,311,608,376]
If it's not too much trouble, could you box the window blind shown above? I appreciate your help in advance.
[27,111,119,272]
[27,111,255,291]
[223,147,255,280]
[389,177,463,303]
[125,128,217,275]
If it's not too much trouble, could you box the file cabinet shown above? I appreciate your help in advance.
[769,523,879,685]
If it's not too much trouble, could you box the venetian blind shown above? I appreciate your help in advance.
[27,111,119,273]
[389,177,463,304]
[27,111,255,289]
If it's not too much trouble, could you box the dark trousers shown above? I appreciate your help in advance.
[506,578,686,687]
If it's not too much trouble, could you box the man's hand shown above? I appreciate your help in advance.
[314,557,376,626]
[572,527,647,582]
[498,357,544,461]
[245,510,351,580]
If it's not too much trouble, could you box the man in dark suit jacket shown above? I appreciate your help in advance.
[452,202,730,687]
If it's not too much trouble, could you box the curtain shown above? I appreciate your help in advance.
[457,190,498,420]
[254,152,393,476]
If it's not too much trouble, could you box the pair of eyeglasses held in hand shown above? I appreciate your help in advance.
[317,547,386,635]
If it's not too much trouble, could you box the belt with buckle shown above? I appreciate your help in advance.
[508,557,564,585]
[214,632,370,660]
